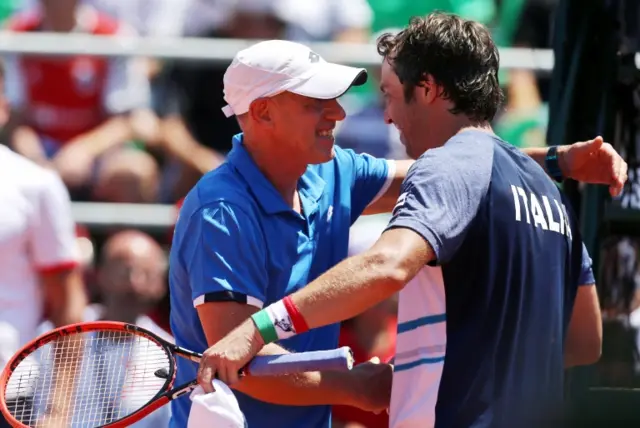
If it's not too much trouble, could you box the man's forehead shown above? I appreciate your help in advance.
[379,60,398,89]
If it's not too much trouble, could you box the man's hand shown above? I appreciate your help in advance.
[197,319,265,392]
[347,357,393,413]
[560,136,628,196]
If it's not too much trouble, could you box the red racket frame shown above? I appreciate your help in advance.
[0,321,201,428]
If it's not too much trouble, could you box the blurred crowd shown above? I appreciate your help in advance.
[0,0,556,206]
[0,1,581,427]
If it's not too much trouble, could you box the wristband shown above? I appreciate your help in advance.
[283,296,309,333]
[545,146,564,183]
[251,299,303,344]
[251,310,278,344]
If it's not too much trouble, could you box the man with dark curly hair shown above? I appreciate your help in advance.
[195,12,625,428]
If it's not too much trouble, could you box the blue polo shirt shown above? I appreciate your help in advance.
[168,134,391,428]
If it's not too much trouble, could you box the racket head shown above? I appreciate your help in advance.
[0,321,177,428]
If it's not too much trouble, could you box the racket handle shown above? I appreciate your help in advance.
[246,346,354,376]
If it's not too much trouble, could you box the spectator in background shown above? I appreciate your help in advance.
[91,230,171,428]
[90,230,169,329]
[37,229,172,427]
[0,59,87,427]
[3,0,159,203]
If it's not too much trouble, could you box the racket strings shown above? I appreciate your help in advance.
[5,330,171,427]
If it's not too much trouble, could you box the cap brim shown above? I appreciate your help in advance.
[288,63,368,100]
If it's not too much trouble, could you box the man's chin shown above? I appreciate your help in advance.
[407,149,420,160]
[310,148,336,165]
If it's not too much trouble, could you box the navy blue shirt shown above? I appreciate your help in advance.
[168,134,391,428]
[386,130,594,427]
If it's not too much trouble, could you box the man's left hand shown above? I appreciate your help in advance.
[560,136,628,196]
[197,319,264,393]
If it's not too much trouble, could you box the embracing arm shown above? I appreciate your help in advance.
[522,137,627,195]
[187,202,384,408]
[289,227,430,329]
[521,146,568,178]
[197,302,361,405]
[363,137,627,216]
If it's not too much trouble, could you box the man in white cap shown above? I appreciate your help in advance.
[170,39,627,428]
[169,39,398,428]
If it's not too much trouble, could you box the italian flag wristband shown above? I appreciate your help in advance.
[251,296,309,344]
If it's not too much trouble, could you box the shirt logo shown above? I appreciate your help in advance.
[274,317,294,334]
[327,205,334,222]
[510,185,572,238]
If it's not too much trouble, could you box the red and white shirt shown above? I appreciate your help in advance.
[0,146,79,368]
[3,6,150,146]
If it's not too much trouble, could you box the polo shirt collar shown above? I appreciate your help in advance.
[228,134,325,215]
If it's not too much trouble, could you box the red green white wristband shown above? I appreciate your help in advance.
[251,296,309,344]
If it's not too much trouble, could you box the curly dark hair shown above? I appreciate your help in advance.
[377,12,504,122]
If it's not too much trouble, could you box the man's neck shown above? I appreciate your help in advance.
[430,115,493,150]
[244,136,307,209]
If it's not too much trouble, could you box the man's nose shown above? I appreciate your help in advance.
[383,109,393,125]
[323,98,346,121]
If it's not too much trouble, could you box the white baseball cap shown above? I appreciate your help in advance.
[221,40,368,118]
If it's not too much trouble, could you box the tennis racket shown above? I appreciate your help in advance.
[0,321,354,428]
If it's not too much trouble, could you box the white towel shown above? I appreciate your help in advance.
[187,381,247,428]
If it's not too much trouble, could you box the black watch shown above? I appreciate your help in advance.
[545,146,564,183]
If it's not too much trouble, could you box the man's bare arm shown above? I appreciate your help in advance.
[521,146,569,179]
[364,138,627,216]
[6,109,50,166]
[62,116,132,158]
[363,146,568,216]
[291,227,431,329]
[197,301,365,406]
[159,115,225,175]
[40,268,87,327]
[564,284,602,368]
[521,137,627,196]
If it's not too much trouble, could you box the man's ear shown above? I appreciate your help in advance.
[248,99,273,127]
[415,75,438,104]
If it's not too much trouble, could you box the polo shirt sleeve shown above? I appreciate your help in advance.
[334,146,395,223]
[386,140,493,264]
[186,202,268,309]
[30,170,80,273]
